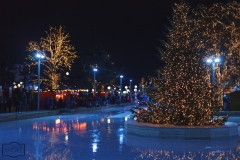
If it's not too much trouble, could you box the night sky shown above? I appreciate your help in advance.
[0,0,228,86]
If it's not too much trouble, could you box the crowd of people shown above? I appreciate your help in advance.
[0,91,136,113]
[0,91,30,113]
[0,96,12,113]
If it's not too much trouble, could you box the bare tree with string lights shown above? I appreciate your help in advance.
[26,26,78,90]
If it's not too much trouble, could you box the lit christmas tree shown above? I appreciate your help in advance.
[195,1,240,87]
[132,2,227,126]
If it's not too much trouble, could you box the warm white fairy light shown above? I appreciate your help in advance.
[27,26,78,89]
[131,2,234,126]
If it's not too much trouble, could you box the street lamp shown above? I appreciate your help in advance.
[19,81,24,93]
[93,68,97,97]
[206,57,220,84]
[107,86,111,104]
[13,82,17,89]
[66,72,69,89]
[36,53,45,111]
[120,75,123,102]
[134,85,137,102]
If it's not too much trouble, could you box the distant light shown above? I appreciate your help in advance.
[207,57,220,63]
[65,134,68,141]
[93,68,97,72]
[55,118,60,125]
[36,53,45,59]
[92,143,97,152]
[120,75,123,78]
[130,79,132,82]
[206,59,212,63]
[215,58,220,63]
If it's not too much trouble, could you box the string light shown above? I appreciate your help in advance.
[131,2,239,126]
[26,26,78,89]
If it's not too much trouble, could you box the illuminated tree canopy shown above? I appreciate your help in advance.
[26,26,77,89]
[131,2,237,126]
[194,1,240,86]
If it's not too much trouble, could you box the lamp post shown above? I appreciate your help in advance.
[66,72,69,89]
[107,86,111,93]
[107,86,111,105]
[36,53,45,111]
[13,82,17,89]
[206,57,220,84]
[93,68,97,97]
[120,75,123,102]
[134,85,137,102]
[130,79,132,102]
[19,81,23,93]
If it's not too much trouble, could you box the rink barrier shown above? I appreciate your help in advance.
[125,120,238,139]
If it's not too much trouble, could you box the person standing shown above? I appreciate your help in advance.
[50,98,54,110]
[13,94,20,113]
[2,97,7,113]
[7,97,12,112]
[57,98,63,109]
[21,92,28,112]
[44,97,49,110]
[0,96,3,112]
[30,98,36,111]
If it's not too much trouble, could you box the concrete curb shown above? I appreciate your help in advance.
[125,120,238,139]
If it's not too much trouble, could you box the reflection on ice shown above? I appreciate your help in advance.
[92,143,97,152]
[1,107,240,160]
[125,134,240,159]
[126,134,239,151]
[117,128,124,151]
[130,148,240,160]
[65,132,68,142]
[125,115,131,121]
[91,129,100,153]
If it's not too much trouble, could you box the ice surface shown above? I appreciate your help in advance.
[0,106,240,160]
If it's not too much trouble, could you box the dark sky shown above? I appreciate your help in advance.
[0,0,228,86]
